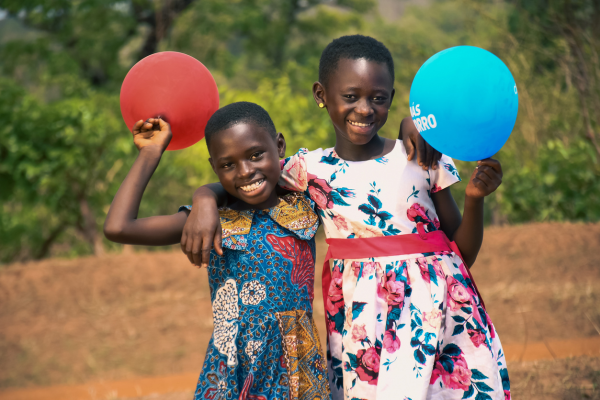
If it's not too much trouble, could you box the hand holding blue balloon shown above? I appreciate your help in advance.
[409,46,518,161]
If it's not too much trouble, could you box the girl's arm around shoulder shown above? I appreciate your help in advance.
[104,118,191,246]
[431,159,503,267]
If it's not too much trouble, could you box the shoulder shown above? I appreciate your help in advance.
[268,192,319,240]
[287,147,329,164]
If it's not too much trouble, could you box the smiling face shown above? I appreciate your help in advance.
[208,122,285,210]
[314,57,395,147]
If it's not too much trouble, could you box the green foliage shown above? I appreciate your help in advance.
[499,139,600,222]
[0,78,131,261]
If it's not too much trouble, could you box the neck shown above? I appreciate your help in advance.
[334,133,392,162]
[227,191,280,211]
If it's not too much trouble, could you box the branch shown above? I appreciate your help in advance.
[135,0,195,60]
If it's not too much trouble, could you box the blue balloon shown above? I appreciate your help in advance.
[409,46,518,161]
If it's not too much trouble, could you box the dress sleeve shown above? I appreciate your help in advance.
[279,148,309,192]
[178,205,192,212]
[430,155,462,194]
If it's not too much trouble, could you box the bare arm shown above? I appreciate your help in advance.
[431,159,503,267]
[103,118,189,246]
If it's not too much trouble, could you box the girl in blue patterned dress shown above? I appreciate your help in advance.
[182,36,510,400]
[104,102,331,400]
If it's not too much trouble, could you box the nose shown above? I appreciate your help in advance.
[237,160,255,180]
[355,97,373,117]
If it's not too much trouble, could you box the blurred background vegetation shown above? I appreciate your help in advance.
[0,0,598,263]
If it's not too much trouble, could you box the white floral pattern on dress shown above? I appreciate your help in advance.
[212,279,239,366]
[240,280,267,305]
[245,340,263,364]
[279,141,510,400]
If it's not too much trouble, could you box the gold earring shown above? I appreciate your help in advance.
[318,103,325,108]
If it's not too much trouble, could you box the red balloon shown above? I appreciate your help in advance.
[120,51,219,151]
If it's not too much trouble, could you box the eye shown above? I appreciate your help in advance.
[343,94,357,100]
[250,151,265,160]
[221,162,233,169]
[372,96,387,103]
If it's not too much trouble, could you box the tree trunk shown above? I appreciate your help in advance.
[34,225,65,259]
[136,0,195,60]
[78,195,105,256]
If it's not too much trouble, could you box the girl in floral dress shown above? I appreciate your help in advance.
[184,36,510,400]
[104,102,331,400]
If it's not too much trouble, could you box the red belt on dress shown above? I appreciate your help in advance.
[321,222,492,335]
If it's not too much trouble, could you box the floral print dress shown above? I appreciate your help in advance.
[181,193,331,400]
[279,141,510,400]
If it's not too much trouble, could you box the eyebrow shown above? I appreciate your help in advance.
[214,144,265,163]
[341,86,390,93]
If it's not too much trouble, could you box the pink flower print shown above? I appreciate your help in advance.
[430,362,442,385]
[407,203,429,222]
[423,310,442,331]
[307,173,334,209]
[504,390,511,400]
[416,257,430,283]
[351,323,367,343]
[351,221,384,238]
[383,330,401,353]
[325,268,344,324]
[361,262,376,278]
[468,329,486,348]
[446,276,471,311]
[433,217,440,229]
[431,183,443,193]
[284,156,307,189]
[385,280,405,306]
[332,214,351,233]
[431,258,445,279]
[442,356,472,391]
[431,354,472,390]
[378,271,405,307]
[355,347,380,385]
[352,261,376,279]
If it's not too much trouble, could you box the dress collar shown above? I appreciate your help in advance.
[219,192,318,250]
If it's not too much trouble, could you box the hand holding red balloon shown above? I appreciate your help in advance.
[132,118,172,153]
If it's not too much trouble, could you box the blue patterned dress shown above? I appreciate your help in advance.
[182,193,331,400]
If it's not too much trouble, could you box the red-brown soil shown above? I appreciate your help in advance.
[1,222,599,399]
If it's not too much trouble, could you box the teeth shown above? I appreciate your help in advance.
[240,179,265,192]
[349,120,372,127]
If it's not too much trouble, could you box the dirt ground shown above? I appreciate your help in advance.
[1,222,599,399]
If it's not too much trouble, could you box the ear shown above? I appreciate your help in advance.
[312,81,326,107]
[389,88,396,109]
[276,132,286,158]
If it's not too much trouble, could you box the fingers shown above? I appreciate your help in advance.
[180,232,195,266]
[213,225,223,256]
[157,117,170,131]
[477,158,503,177]
[132,120,145,134]
[432,149,441,170]
[471,161,502,193]
[192,236,203,267]
[425,143,434,170]
[404,137,416,161]
[417,136,427,169]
